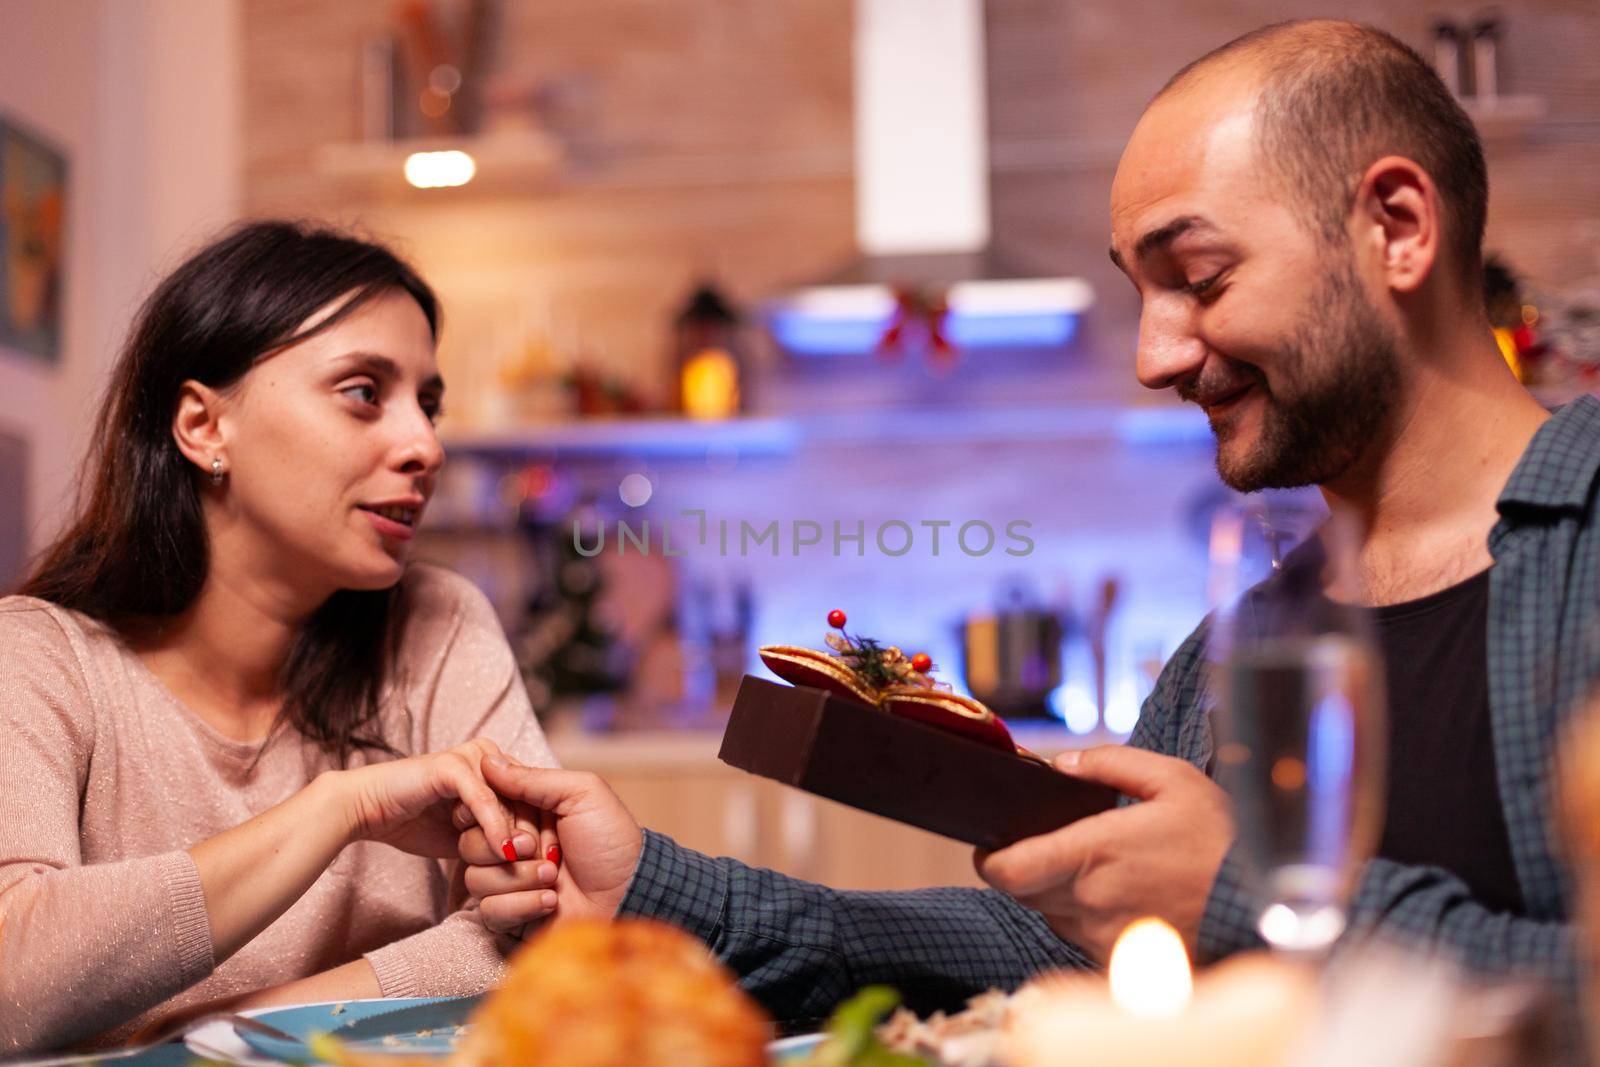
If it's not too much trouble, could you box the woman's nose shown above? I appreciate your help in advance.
[396,412,446,476]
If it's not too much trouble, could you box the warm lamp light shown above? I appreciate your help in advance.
[672,283,747,420]
[681,348,740,420]
[1107,918,1193,1020]
[403,150,476,189]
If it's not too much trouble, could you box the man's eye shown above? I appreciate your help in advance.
[340,382,378,405]
[1182,273,1222,298]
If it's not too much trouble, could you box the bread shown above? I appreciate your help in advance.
[318,919,769,1067]
[456,918,768,1067]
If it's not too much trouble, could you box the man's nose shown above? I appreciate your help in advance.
[1134,300,1206,391]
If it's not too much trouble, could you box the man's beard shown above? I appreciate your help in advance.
[1185,260,1403,492]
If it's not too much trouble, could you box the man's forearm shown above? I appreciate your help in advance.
[619,830,1093,1021]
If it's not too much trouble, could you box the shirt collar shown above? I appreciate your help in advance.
[1496,395,1600,513]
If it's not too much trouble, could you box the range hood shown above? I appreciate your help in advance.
[769,0,1093,357]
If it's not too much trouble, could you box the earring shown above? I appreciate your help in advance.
[210,457,225,486]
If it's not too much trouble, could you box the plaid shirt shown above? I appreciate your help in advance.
[620,397,1600,1027]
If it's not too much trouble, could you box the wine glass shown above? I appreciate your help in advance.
[1205,493,1386,955]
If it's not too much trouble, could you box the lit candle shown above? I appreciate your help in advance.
[1006,919,1314,1067]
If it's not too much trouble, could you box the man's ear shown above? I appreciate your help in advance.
[1351,155,1440,295]
[172,380,229,478]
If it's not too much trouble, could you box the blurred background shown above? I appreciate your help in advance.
[1,0,1597,889]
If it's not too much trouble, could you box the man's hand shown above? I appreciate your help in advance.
[459,757,645,933]
[976,745,1234,963]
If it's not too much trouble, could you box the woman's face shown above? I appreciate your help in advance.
[216,288,444,595]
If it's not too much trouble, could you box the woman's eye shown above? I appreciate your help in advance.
[340,382,379,406]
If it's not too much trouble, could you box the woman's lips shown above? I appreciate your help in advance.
[360,507,417,541]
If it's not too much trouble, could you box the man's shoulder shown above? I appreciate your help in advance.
[1498,397,1600,515]
[1159,617,1212,680]
[1128,617,1213,759]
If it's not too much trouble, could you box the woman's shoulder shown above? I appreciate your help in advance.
[385,564,543,756]
[0,596,105,740]
[391,563,515,677]
[0,594,104,660]
[397,562,503,633]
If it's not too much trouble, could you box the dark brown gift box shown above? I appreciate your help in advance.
[718,676,1120,850]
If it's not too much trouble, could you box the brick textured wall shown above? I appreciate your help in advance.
[240,1,1600,715]
[242,0,1600,416]
[242,0,857,422]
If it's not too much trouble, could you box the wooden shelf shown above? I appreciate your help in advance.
[441,415,803,459]
[313,130,563,191]
[438,404,1210,461]
[1460,94,1549,138]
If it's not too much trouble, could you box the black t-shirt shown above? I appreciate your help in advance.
[1373,568,1525,915]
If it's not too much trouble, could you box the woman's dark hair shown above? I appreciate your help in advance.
[20,219,440,764]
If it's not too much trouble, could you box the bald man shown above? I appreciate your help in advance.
[461,18,1590,1035]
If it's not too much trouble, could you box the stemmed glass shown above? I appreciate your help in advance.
[1205,493,1386,955]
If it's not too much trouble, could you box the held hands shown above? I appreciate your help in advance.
[976,745,1235,964]
[456,756,645,936]
[330,738,518,860]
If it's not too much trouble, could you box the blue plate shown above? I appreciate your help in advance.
[768,1033,826,1062]
[234,1001,825,1065]
[236,997,469,1063]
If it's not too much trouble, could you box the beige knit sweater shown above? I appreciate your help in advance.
[0,564,556,1052]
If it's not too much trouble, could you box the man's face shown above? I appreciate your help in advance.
[1108,72,1402,492]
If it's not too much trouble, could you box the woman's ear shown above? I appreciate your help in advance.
[172,380,229,478]
[1352,155,1441,295]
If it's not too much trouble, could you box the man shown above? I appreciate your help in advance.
[462,17,1590,1025]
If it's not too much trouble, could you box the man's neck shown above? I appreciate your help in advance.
[1321,328,1549,605]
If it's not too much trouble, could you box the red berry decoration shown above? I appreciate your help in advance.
[827,609,848,629]
[911,652,933,673]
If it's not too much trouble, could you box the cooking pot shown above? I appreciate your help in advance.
[959,588,1064,719]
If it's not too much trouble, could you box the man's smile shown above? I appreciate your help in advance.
[1188,380,1258,420]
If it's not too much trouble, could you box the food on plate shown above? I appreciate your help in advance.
[802,983,1073,1067]
[459,917,769,1066]
[793,986,927,1067]
[314,918,769,1067]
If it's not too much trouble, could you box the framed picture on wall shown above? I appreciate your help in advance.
[0,116,68,365]
[0,426,26,592]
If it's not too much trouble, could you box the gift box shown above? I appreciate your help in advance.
[718,675,1120,850]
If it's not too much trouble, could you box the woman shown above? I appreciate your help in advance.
[0,221,558,1052]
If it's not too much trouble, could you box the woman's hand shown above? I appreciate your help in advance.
[334,738,516,860]
[453,799,561,936]
[459,756,644,933]
[188,740,516,968]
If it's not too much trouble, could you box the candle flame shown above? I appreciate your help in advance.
[1108,918,1193,1020]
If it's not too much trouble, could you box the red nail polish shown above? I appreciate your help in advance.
[546,844,562,866]
[501,839,518,863]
